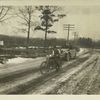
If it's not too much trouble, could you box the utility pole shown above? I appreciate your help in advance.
[73,32,78,41]
[73,32,78,45]
[63,24,75,44]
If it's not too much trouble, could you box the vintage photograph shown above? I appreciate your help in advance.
[0,4,99,95]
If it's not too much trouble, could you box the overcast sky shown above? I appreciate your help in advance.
[0,5,100,40]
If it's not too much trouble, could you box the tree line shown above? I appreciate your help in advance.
[0,34,100,49]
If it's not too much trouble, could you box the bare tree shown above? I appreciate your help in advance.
[0,6,11,23]
[16,6,36,50]
[34,6,66,46]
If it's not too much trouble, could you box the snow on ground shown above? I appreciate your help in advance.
[7,57,32,64]
[77,48,88,56]
[0,48,86,65]
[79,48,85,53]
[7,48,85,64]
[0,56,45,76]
[78,48,85,54]
[7,57,44,64]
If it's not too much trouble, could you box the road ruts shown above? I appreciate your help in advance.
[48,55,99,94]
[4,55,90,94]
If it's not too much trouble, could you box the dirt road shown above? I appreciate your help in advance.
[0,51,99,94]
[48,52,100,95]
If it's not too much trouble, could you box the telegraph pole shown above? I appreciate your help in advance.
[63,24,75,44]
[73,32,78,41]
[73,32,78,45]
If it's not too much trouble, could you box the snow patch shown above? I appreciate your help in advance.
[78,48,85,54]
[7,57,33,64]
[7,56,45,64]
[77,48,88,56]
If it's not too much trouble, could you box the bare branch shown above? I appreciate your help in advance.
[18,8,29,23]
[16,6,36,25]
[15,6,36,49]
[0,6,10,21]
[0,16,14,22]
[16,12,29,24]
[0,7,4,16]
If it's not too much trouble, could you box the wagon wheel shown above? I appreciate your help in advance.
[40,61,49,75]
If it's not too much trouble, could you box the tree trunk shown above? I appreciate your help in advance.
[26,24,30,50]
[44,16,48,47]
[44,29,47,47]
[26,14,31,54]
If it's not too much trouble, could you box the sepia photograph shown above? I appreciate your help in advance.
[0,0,100,95]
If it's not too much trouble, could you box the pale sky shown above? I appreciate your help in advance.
[0,5,100,40]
